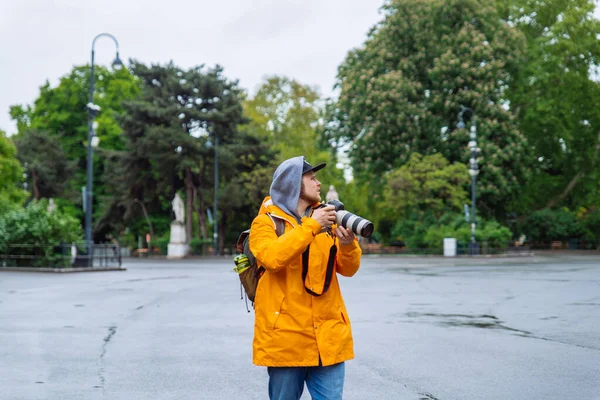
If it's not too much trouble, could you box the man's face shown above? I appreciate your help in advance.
[300,171,321,204]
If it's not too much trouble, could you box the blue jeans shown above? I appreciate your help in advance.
[267,362,345,400]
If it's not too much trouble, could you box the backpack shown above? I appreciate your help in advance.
[233,214,285,312]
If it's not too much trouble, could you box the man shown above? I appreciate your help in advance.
[249,156,362,400]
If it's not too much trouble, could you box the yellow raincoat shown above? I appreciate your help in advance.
[249,196,362,367]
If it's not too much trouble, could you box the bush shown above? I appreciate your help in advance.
[480,220,513,248]
[523,209,583,241]
[396,212,512,251]
[581,209,600,240]
[423,224,458,250]
[189,238,213,255]
[0,199,83,267]
[390,212,439,249]
[155,234,170,255]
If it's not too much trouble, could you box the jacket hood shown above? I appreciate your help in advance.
[269,156,304,222]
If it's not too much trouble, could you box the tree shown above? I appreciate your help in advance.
[12,129,74,200]
[0,130,25,206]
[9,65,140,221]
[383,153,470,220]
[102,61,248,247]
[329,0,529,217]
[244,76,345,192]
[378,153,469,241]
[215,133,279,250]
[497,0,600,212]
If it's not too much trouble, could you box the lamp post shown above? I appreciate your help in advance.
[457,107,480,256]
[205,135,219,256]
[213,135,219,256]
[86,33,123,266]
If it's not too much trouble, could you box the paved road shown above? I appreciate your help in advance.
[1,254,599,399]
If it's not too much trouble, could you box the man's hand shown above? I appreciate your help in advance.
[333,226,355,246]
[311,205,337,228]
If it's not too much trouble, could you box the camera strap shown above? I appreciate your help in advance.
[302,243,337,297]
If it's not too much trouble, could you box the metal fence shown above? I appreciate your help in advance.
[0,243,121,268]
[524,239,600,251]
[122,238,599,258]
[358,238,599,256]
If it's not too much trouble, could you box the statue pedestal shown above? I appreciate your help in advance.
[167,223,189,259]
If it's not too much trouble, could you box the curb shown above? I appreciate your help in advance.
[0,266,127,273]
[362,252,536,258]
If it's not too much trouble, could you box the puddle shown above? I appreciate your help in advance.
[405,312,531,335]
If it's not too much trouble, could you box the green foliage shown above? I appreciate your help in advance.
[244,76,322,160]
[480,220,514,248]
[154,232,170,255]
[243,76,346,192]
[522,209,584,241]
[12,129,74,200]
[189,237,213,255]
[10,65,140,160]
[0,130,26,205]
[499,0,600,212]
[0,200,83,267]
[103,61,250,251]
[217,133,280,245]
[375,152,469,243]
[9,65,141,238]
[383,153,470,220]
[392,212,512,250]
[330,0,529,217]
[391,213,438,248]
[581,209,600,240]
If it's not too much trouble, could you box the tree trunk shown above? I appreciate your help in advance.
[545,171,584,209]
[545,131,600,209]
[134,199,154,237]
[31,169,40,200]
[195,187,208,239]
[185,167,194,242]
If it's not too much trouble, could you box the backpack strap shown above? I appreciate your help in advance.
[302,242,337,297]
[266,213,285,237]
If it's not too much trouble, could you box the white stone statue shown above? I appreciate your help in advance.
[47,198,57,213]
[168,193,189,258]
[172,193,185,224]
[326,185,339,202]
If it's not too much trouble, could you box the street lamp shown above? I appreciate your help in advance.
[206,136,219,256]
[86,33,122,267]
[457,106,480,256]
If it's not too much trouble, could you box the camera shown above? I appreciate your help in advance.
[317,200,374,238]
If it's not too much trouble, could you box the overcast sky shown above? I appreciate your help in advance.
[0,0,386,135]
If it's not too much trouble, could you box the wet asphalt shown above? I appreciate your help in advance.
[0,253,599,400]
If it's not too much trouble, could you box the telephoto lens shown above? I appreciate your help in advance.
[324,200,374,238]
